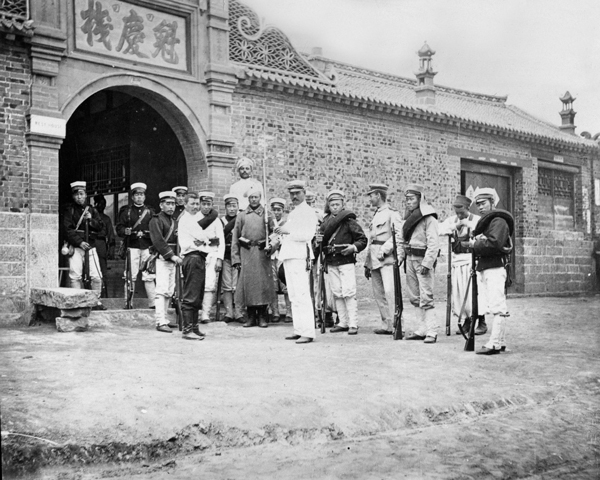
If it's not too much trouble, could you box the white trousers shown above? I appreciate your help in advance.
[479,267,509,349]
[154,257,176,326]
[371,264,395,331]
[284,258,315,339]
[327,263,358,328]
[126,248,156,282]
[204,253,220,292]
[69,247,102,283]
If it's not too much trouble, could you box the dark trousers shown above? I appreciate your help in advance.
[95,240,108,297]
[182,252,206,314]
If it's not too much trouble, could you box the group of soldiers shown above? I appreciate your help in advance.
[62,157,514,354]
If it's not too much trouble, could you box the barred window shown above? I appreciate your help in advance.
[78,145,129,195]
[538,166,575,230]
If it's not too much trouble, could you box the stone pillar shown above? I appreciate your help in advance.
[205,0,238,198]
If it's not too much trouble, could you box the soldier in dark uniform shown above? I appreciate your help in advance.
[62,181,106,309]
[315,190,367,335]
[116,182,156,309]
[220,194,244,323]
[465,187,514,355]
[149,191,183,333]
[172,186,188,222]
[92,194,116,298]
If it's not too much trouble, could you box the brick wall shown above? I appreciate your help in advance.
[230,86,597,295]
[0,38,31,213]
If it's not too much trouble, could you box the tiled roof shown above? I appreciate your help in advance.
[237,58,597,149]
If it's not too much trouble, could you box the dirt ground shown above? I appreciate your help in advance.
[1,294,599,479]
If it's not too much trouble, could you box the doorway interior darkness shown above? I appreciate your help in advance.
[59,89,187,299]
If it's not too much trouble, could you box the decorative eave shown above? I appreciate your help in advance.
[235,73,598,154]
[0,15,34,37]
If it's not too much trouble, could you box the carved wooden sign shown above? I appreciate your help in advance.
[74,0,188,72]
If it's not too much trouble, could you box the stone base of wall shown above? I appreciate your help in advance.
[516,231,596,295]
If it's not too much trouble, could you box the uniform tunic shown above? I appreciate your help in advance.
[365,204,403,331]
[231,205,275,307]
[279,201,319,338]
[116,204,155,283]
[439,213,481,320]
[62,202,104,289]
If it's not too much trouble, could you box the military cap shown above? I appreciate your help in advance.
[305,190,316,201]
[270,197,287,207]
[159,191,176,200]
[198,191,215,201]
[172,186,188,194]
[474,187,499,207]
[70,181,86,192]
[327,189,345,201]
[245,183,262,198]
[405,183,425,196]
[236,157,254,170]
[366,183,388,195]
[130,182,147,193]
[453,194,472,208]
[223,194,239,205]
[286,180,306,192]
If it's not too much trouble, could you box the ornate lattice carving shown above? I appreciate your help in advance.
[0,0,28,19]
[538,168,552,196]
[553,171,573,198]
[229,0,323,79]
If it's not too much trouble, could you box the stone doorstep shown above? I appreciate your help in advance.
[30,287,99,309]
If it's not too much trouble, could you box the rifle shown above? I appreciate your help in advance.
[464,250,478,352]
[124,239,134,309]
[445,235,452,336]
[174,245,184,331]
[391,225,403,340]
[82,212,92,290]
[317,240,327,334]
[215,268,223,322]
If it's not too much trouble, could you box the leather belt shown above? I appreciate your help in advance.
[406,246,427,257]
[371,240,386,245]
[185,251,207,258]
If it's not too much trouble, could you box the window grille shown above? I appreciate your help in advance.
[0,0,28,19]
[538,167,575,230]
[79,145,129,195]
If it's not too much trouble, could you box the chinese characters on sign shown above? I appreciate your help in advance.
[75,0,188,72]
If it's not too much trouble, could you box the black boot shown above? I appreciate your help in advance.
[182,310,198,340]
[475,315,488,335]
[191,310,205,339]
[457,318,471,336]
[243,307,257,328]
[258,306,269,328]
[324,312,334,328]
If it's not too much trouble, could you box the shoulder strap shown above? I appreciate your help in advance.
[74,206,89,230]
[131,208,149,230]
[165,217,176,241]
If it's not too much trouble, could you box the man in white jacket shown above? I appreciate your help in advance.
[275,180,319,344]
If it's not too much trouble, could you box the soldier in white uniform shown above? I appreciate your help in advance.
[197,192,225,323]
[268,197,292,322]
[438,194,483,334]
[364,183,403,335]
[228,157,264,211]
[276,180,319,344]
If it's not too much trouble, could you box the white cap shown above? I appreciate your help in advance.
[327,189,345,201]
[224,194,239,204]
[70,181,86,191]
[270,197,287,207]
[198,191,215,201]
[172,186,188,193]
[474,187,500,207]
[131,182,147,192]
[159,191,176,200]
[236,157,254,170]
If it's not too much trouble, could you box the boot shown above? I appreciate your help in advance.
[182,310,198,340]
[222,291,234,322]
[258,306,269,328]
[475,315,488,335]
[457,317,472,335]
[191,310,205,339]
[243,307,256,327]
[324,311,335,328]
[201,291,215,323]
[144,281,156,308]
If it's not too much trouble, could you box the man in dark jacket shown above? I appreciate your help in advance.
[315,190,367,335]
[466,187,514,355]
[116,182,156,308]
[62,181,106,309]
[93,194,116,298]
[149,191,183,332]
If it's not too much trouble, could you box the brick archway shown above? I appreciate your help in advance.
[60,74,208,189]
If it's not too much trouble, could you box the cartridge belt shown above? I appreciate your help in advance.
[406,245,427,257]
